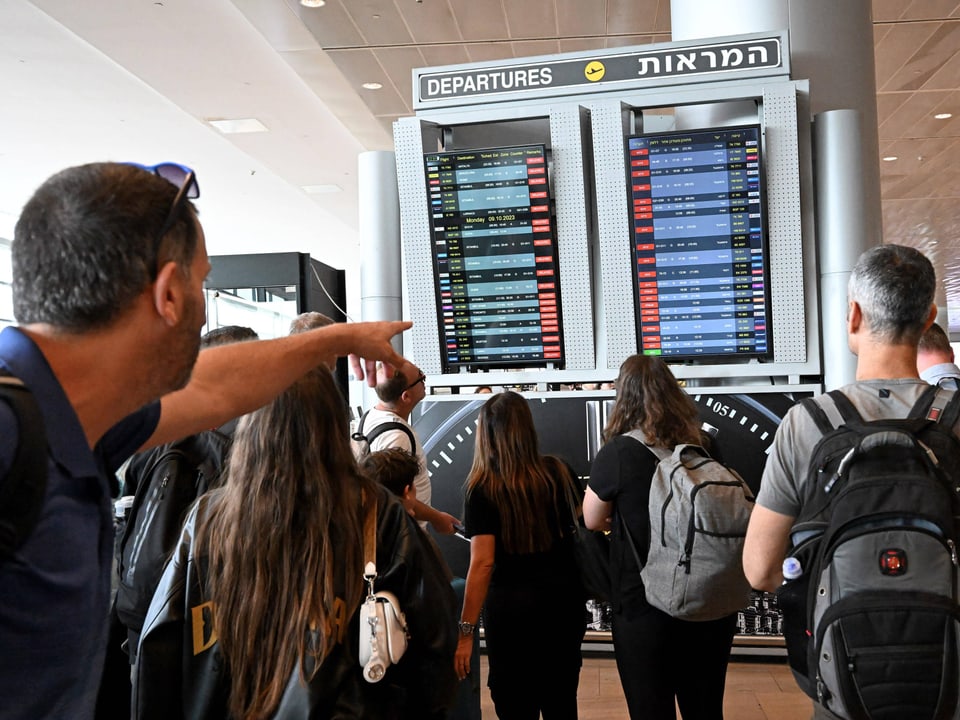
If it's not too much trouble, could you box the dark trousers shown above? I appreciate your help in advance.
[484,583,586,720]
[488,662,581,720]
[612,600,736,720]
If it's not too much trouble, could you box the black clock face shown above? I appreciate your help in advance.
[411,390,808,578]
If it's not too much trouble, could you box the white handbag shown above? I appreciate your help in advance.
[357,496,409,683]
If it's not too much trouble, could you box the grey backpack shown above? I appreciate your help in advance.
[626,431,755,621]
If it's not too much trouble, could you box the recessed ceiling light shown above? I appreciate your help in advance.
[300,0,325,7]
[302,184,342,194]
[362,82,383,90]
[207,118,269,134]
[934,112,953,120]
[882,156,898,162]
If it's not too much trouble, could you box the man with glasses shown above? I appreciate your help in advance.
[363,360,460,535]
[0,162,409,720]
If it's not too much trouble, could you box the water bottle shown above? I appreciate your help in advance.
[114,495,135,523]
[782,556,803,581]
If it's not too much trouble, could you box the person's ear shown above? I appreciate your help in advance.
[923,304,938,332]
[847,300,862,335]
[152,261,186,327]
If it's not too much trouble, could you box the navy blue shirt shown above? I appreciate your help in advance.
[0,327,161,720]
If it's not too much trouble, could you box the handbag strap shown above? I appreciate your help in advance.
[556,463,582,533]
[362,491,378,597]
[620,514,644,572]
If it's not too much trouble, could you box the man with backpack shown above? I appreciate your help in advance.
[0,162,409,720]
[743,244,960,720]
[354,360,459,535]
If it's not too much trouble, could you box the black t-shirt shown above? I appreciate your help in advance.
[464,470,578,589]
[587,435,659,604]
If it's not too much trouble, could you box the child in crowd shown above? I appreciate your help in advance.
[362,448,482,720]
[361,448,419,515]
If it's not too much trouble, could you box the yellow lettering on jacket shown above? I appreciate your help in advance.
[191,601,218,655]
[329,597,347,645]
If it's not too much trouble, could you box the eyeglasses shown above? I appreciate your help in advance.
[404,372,427,392]
[128,162,200,240]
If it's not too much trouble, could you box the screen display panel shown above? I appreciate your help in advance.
[626,125,772,360]
[424,144,564,371]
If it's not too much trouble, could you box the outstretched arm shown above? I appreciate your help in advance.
[145,320,410,449]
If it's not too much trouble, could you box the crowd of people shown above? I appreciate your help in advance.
[0,160,956,720]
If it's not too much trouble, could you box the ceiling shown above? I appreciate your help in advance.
[1,0,958,328]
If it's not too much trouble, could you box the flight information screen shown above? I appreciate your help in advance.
[626,125,772,360]
[424,145,564,371]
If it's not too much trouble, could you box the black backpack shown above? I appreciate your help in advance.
[350,410,416,460]
[778,385,960,720]
[114,430,229,658]
[0,374,47,561]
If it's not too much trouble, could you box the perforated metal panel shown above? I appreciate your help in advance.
[549,105,594,370]
[762,85,806,363]
[393,117,443,375]
[389,71,820,385]
[589,100,637,369]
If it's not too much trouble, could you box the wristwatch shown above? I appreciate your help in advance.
[458,621,475,636]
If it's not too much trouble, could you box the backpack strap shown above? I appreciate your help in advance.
[905,384,960,425]
[935,388,960,428]
[825,390,864,425]
[801,390,864,435]
[623,429,670,462]
[356,410,417,454]
[0,374,48,560]
[619,430,664,572]
[904,384,941,420]
[799,397,833,435]
[354,410,370,439]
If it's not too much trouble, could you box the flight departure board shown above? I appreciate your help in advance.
[424,145,564,371]
[626,125,772,360]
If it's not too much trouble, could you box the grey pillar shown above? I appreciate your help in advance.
[358,150,402,408]
[815,110,869,389]
[671,0,881,389]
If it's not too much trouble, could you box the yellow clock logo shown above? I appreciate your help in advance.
[584,61,606,81]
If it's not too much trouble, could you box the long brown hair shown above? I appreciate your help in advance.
[197,367,373,720]
[466,391,567,554]
[602,355,702,447]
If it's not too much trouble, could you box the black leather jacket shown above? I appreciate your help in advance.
[132,486,458,719]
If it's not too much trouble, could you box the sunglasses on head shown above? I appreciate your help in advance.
[127,162,200,240]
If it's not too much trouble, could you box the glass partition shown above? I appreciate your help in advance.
[204,286,298,340]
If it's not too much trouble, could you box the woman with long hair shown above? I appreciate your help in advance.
[583,355,737,719]
[134,367,457,720]
[454,391,586,719]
